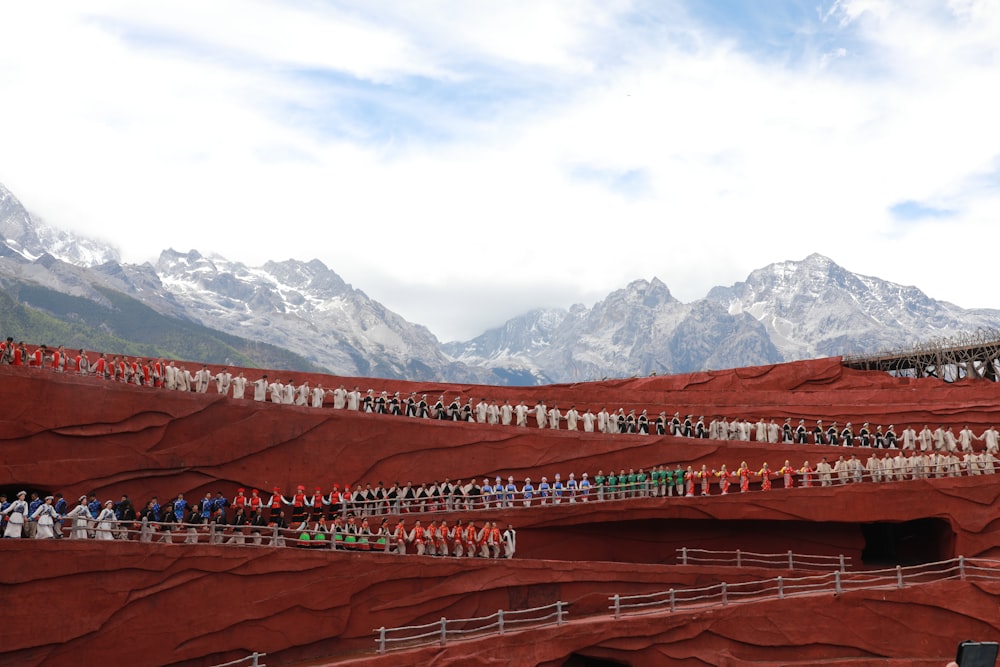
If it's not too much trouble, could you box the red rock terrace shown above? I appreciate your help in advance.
[2,356,1000,666]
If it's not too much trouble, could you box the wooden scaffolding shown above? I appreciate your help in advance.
[842,329,1000,382]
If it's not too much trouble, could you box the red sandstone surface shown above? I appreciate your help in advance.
[2,357,1000,666]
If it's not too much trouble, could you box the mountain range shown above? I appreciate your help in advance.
[4,181,1000,384]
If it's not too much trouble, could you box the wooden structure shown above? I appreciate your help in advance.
[842,329,1000,381]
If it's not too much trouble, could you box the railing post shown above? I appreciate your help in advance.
[896,565,903,589]
[251,652,260,667]
[439,617,447,646]
[959,555,966,581]
[669,588,675,613]
[736,549,742,567]
[272,525,279,546]
[835,571,842,595]
[721,582,728,606]
[839,554,846,573]
[681,547,688,565]
[497,610,505,635]
[613,594,621,620]
[777,576,784,600]
[377,628,386,655]
[788,550,794,569]
[556,601,565,625]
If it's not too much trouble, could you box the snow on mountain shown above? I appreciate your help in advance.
[152,248,491,381]
[449,277,782,382]
[705,253,1000,359]
[0,183,120,267]
[7,181,1000,384]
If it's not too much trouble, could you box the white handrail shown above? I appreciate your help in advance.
[209,652,266,667]
[373,601,567,654]
[677,547,850,571]
[610,557,1000,617]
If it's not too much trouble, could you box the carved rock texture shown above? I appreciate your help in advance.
[2,357,1000,666]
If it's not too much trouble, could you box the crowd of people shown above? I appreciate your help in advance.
[5,339,1000,457]
[5,339,1000,561]
[0,486,517,559]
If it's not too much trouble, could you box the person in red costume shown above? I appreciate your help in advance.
[464,520,478,558]
[779,460,796,489]
[392,518,408,555]
[248,489,262,514]
[411,519,426,555]
[267,486,284,522]
[714,465,732,495]
[757,463,773,491]
[683,466,696,497]
[738,461,752,493]
[285,485,308,523]
[231,488,247,514]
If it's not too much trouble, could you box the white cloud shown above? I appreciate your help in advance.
[1,1,999,342]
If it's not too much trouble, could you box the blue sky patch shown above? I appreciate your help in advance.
[889,200,956,221]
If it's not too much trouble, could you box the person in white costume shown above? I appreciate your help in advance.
[514,402,529,427]
[252,375,269,402]
[231,372,248,400]
[268,379,284,403]
[332,385,348,409]
[94,501,117,540]
[215,368,232,396]
[30,496,60,539]
[66,496,91,539]
[1,491,29,538]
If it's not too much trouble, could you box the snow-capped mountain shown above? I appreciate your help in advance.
[705,253,1000,359]
[447,278,782,382]
[151,248,491,381]
[6,179,1000,384]
[448,254,1000,382]
[0,184,120,267]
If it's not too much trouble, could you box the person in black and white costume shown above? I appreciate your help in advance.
[502,524,517,559]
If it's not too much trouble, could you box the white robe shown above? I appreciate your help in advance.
[332,387,347,409]
[2,500,28,538]
[95,508,117,540]
[231,376,248,400]
[66,504,91,539]
[31,503,59,539]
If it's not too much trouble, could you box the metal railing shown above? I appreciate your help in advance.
[317,460,999,520]
[209,652,266,667]
[374,601,567,654]
[608,556,995,618]
[51,519,513,559]
[676,548,850,571]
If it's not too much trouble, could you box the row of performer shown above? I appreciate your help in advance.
[6,446,989,544]
[6,341,1000,453]
[0,490,517,558]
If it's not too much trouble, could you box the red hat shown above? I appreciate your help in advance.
[315,487,322,493]
[251,489,259,495]
[237,488,245,493]
[297,484,305,491]
[273,486,280,492]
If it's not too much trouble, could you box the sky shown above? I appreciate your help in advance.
[1,0,999,342]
